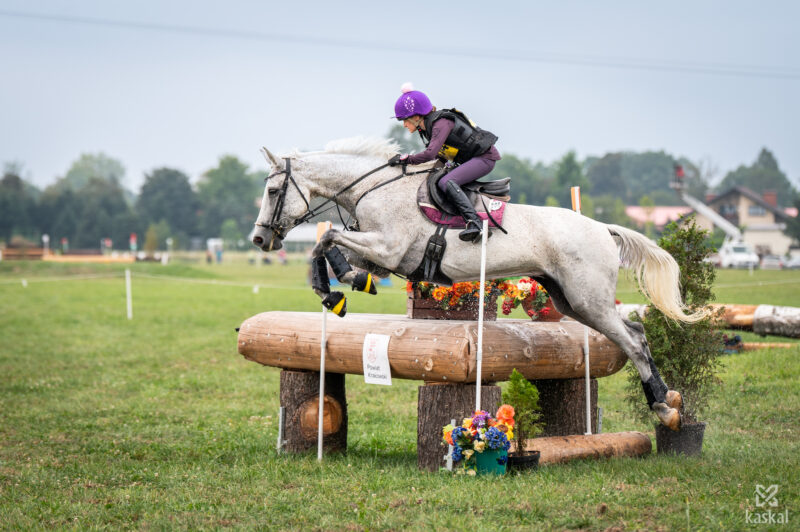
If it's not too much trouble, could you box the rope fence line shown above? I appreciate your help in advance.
[0,273,122,285]
[2,269,796,293]
[131,272,407,293]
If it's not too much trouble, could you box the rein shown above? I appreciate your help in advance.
[255,158,433,237]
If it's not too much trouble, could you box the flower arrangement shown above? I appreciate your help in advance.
[407,278,555,320]
[442,406,514,472]
[406,280,503,310]
[496,277,550,319]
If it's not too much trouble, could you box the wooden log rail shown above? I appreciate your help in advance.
[617,303,800,339]
[237,312,627,383]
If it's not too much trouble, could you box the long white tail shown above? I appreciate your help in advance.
[608,224,708,323]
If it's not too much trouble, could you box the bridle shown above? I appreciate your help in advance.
[254,157,432,241]
[253,158,310,242]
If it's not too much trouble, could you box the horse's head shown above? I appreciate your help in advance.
[251,148,312,252]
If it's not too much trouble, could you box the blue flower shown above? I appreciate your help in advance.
[496,455,508,465]
[484,426,509,450]
[451,444,463,462]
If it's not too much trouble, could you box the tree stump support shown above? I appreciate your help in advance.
[417,383,501,471]
[531,378,598,437]
[279,369,348,454]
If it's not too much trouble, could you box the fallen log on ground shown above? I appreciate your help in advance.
[520,431,652,464]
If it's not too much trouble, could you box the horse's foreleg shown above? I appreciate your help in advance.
[319,229,408,272]
[323,246,377,295]
[310,254,347,316]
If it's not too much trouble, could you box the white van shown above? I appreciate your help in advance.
[719,241,759,269]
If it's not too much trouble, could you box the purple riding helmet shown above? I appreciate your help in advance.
[392,83,433,120]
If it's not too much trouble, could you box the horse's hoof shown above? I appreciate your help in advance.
[653,402,681,431]
[352,271,377,295]
[322,292,347,317]
[666,390,683,410]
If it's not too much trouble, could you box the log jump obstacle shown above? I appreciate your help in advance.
[237,311,651,470]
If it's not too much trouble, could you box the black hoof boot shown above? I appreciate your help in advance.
[352,271,377,294]
[322,291,347,317]
[324,247,352,282]
[311,255,330,294]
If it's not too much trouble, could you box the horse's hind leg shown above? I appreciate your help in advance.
[549,276,682,430]
[585,311,681,430]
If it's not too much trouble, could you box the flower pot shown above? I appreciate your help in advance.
[536,298,564,322]
[473,448,508,475]
[521,295,564,322]
[507,450,540,471]
[655,422,706,456]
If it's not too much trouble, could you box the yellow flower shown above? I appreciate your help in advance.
[432,287,448,301]
[462,418,472,429]
[463,449,474,460]
[474,441,486,452]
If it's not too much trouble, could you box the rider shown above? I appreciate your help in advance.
[388,83,501,243]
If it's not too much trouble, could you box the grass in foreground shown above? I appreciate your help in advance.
[0,260,798,530]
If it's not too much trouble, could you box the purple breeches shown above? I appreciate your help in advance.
[438,156,496,192]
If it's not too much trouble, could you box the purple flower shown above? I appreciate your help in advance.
[471,411,491,429]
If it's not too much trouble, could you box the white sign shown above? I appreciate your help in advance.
[362,333,392,385]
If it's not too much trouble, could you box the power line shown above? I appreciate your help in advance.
[1,9,799,80]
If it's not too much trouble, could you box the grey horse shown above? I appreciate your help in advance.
[251,137,704,430]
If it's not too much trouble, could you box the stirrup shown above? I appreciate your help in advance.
[459,221,486,243]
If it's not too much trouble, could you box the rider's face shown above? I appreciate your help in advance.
[402,116,423,133]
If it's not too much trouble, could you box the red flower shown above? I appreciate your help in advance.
[615,298,621,305]
[540,307,550,317]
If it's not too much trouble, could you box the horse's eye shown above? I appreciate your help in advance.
[268,189,279,196]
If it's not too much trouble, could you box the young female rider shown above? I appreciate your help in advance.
[388,83,501,243]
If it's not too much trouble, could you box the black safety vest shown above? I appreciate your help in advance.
[418,109,498,164]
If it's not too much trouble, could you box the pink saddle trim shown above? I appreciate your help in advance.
[419,202,506,229]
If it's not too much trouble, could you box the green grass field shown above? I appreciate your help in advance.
[1,257,798,530]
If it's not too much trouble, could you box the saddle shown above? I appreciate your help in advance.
[417,168,511,228]
[408,169,512,285]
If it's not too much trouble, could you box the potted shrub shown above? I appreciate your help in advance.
[625,216,723,455]
[502,368,545,469]
[442,407,514,475]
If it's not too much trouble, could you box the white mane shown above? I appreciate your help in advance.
[323,136,400,159]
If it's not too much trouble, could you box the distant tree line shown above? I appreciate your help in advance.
[0,154,265,251]
[1,135,798,250]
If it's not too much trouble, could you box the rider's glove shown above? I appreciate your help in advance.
[388,154,407,167]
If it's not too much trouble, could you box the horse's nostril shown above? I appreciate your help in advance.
[253,236,263,245]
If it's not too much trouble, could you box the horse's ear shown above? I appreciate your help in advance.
[260,147,284,171]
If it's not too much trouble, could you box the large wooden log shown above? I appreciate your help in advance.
[238,312,627,383]
[531,378,598,437]
[417,383,501,471]
[279,370,347,453]
[521,431,652,464]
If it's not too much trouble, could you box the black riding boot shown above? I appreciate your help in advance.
[444,180,483,243]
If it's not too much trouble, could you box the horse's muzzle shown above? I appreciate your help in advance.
[252,225,283,251]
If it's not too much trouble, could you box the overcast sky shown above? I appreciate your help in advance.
[2,1,798,196]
